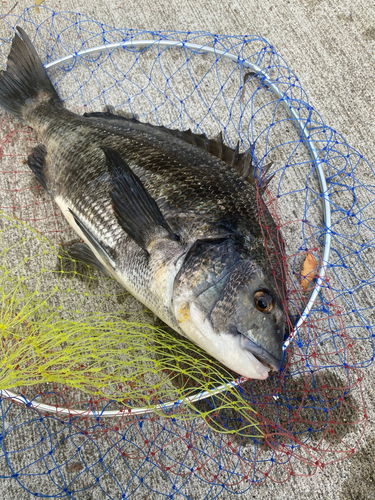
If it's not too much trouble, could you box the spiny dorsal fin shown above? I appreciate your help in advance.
[103,147,178,253]
[231,141,240,167]
[83,110,138,122]
[83,110,258,185]
[213,131,224,160]
[162,127,257,185]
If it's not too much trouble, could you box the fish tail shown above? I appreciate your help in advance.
[0,26,61,120]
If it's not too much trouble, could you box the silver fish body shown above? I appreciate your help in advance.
[0,27,286,379]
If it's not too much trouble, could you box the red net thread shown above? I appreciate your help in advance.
[0,118,367,484]
[0,13,369,496]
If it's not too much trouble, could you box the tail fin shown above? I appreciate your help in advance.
[0,26,61,120]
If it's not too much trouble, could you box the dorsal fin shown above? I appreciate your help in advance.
[83,110,258,185]
[213,131,224,160]
[159,126,257,185]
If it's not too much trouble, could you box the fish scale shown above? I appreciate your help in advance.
[0,27,286,380]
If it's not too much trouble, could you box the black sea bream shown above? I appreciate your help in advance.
[0,27,286,379]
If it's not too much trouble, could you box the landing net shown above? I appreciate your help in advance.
[0,6,371,498]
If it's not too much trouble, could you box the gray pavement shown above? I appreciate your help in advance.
[0,0,375,498]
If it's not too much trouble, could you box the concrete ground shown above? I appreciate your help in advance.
[0,0,375,498]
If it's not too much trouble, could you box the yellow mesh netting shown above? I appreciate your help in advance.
[0,209,263,436]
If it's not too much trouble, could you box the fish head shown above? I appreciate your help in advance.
[173,237,286,379]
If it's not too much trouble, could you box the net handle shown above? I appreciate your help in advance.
[3,39,331,417]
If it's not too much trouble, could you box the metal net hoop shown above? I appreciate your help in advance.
[0,7,370,496]
[2,39,332,418]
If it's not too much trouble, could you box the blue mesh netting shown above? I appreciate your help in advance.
[0,5,372,498]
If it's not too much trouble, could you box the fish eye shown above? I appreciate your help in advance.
[254,290,274,313]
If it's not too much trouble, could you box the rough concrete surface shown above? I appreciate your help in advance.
[0,0,375,499]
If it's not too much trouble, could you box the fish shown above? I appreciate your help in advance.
[0,27,286,380]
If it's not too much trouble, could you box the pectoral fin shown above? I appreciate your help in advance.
[102,147,178,253]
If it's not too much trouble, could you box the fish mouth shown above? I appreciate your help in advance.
[240,334,283,373]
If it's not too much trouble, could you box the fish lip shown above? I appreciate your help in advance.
[240,334,283,372]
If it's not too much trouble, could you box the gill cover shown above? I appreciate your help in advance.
[173,236,285,372]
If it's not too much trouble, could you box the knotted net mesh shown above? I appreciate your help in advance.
[0,6,372,498]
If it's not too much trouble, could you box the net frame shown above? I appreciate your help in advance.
[1,38,331,418]
[0,8,370,495]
